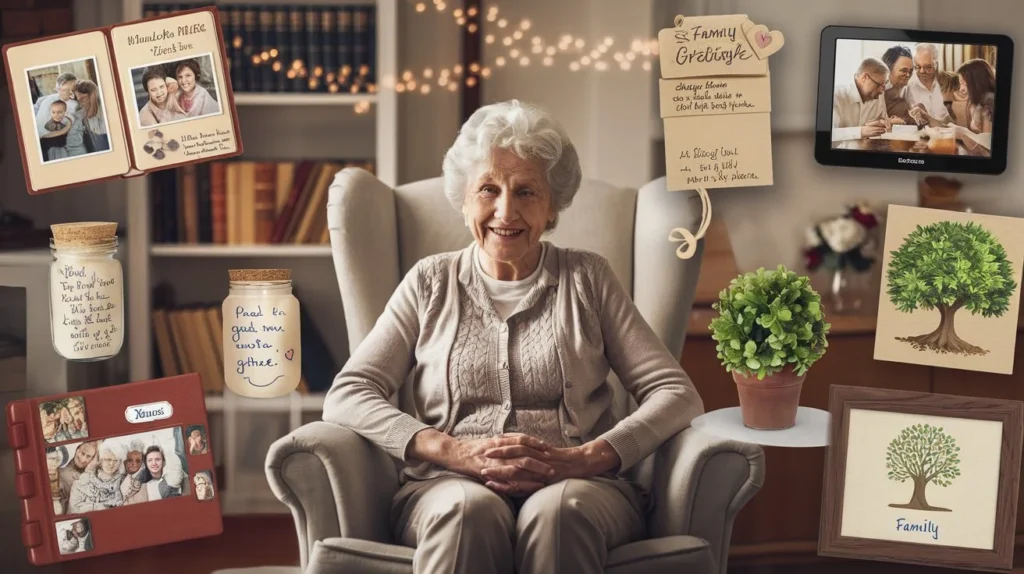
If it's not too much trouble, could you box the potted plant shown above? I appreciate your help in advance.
[709,265,831,430]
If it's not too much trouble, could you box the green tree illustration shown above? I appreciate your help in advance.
[886,423,960,512]
[886,220,1017,355]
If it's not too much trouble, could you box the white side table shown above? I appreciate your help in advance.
[691,406,831,447]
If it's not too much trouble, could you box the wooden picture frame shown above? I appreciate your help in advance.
[820,385,1024,572]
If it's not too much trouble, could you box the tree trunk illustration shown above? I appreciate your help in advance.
[896,300,988,356]
[888,475,952,512]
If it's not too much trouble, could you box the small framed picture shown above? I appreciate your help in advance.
[185,424,209,455]
[193,470,216,501]
[819,385,1024,572]
[55,517,93,555]
[39,395,89,444]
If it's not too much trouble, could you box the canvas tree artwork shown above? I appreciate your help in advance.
[874,205,1024,374]
[886,424,961,512]
[886,221,1016,356]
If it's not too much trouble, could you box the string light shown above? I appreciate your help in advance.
[387,0,660,97]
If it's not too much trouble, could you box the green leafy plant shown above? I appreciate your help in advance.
[709,265,830,380]
[886,423,960,512]
[886,220,1017,356]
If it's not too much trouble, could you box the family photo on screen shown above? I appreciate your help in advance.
[26,56,112,164]
[831,40,997,157]
[130,54,222,128]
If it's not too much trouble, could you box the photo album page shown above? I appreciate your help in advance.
[2,6,240,194]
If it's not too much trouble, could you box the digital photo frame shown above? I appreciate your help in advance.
[815,25,1013,175]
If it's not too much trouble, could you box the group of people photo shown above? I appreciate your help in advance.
[45,427,190,516]
[39,396,89,444]
[132,54,222,128]
[831,39,997,156]
[27,57,112,163]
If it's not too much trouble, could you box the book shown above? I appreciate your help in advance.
[3,6,243,194]
[150,159,374,244]
[4,374,222,564]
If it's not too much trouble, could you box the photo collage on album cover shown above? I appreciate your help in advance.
[40,397,217,555]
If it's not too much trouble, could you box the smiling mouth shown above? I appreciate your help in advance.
[489,227,524,237]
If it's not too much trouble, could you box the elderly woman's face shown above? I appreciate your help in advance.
[98,450,120,475]
[463,148,553,265]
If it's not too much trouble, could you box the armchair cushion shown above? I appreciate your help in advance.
[307,534,714,574]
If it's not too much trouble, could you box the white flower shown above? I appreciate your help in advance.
[804,226,823,248]
[819,217,866,254]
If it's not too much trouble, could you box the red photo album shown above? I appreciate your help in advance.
[5,373,221,564]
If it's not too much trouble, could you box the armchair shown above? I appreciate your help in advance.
[266,168,765,573]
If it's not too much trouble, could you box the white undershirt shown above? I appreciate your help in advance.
[476,243,546,321]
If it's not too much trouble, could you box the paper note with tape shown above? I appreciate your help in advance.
[657,14,784,258]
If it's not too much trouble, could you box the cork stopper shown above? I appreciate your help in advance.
[50,222,118,247]
[228,269,291,282]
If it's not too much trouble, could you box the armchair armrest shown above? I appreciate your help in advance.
[265,421,401,568]
[647,427,765,574]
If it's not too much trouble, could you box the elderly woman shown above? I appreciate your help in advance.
[68,442,125,513]
[173,59,220,118]
[138,68,187,127]
[323,99,704,574]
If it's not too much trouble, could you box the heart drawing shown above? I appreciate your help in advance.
[744,24,785,60]
[285,349,294,361]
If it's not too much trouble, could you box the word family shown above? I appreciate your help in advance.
[896,518,939,540]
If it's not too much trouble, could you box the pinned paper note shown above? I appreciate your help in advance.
[657,14,784,259]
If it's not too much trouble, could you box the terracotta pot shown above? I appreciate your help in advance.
[733,367,806,430]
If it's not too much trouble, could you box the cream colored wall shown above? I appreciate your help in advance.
[399,0,655,189]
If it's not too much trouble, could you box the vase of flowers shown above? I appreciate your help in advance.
[709,266,831,430]
[803,203,880,314]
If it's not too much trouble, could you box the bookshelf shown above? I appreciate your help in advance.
[120,0,397,514]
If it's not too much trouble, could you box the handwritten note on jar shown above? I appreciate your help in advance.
[49,259,124,360]
[658,14,784,191]
[221,294,300,398]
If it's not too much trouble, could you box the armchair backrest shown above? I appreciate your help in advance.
[327,168,705,421]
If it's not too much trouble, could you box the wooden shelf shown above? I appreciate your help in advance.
[150,244,332,257]
[233,93,376,106]
[0,249,50,266]
[205,393,326,412]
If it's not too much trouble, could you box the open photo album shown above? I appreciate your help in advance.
[2,5,242,194]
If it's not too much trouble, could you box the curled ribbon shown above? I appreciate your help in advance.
[668,187,712,260]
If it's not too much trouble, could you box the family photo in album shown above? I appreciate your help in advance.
[25,56,112,163]
[55,518,93,556]
[45,427,190,517]
[130,53,223,128]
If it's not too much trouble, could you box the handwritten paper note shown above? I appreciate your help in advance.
[223,297,300,397]
[658,14,783,192]
[49,260,124,359]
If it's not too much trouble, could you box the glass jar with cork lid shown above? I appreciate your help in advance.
[48,222,124,361]
[222,269,301,398]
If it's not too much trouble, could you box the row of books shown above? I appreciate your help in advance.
[151,299,338,394]
[150,159,373,245]
[144,4,377,94]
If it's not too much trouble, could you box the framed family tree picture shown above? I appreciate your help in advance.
[819,385,1024,572]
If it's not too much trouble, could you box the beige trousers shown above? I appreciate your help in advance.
[391,475,648,574]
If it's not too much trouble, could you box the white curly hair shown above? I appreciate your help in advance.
[441,99,583,231]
